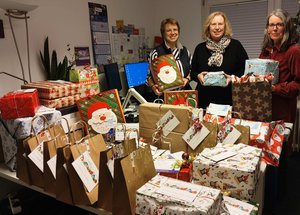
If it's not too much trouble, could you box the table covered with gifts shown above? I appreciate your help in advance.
[0,85,293,215]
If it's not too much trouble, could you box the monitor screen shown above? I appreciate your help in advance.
[124,62,149,88]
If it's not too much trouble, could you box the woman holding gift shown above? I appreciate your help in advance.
[260,9,300,212]
[260,9,300,126]
[191,11,248,109]
[147,18,192,99]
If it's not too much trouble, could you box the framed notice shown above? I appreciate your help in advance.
[88,2,112,67]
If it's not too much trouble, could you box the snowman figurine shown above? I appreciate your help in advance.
[87,102,117,134]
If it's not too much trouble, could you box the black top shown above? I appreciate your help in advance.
[191,38,248,108]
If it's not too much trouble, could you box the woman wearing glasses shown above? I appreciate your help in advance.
[260,9,300,214]
[260,9,300,129]
[191,11,248,109]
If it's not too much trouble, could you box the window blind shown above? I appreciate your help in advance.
[210,0,268,58]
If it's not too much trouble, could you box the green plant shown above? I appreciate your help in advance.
[40,37,73,81]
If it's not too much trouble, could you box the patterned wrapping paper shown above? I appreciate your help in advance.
[0,120,17,171]
[203,71,227,87]
[232,79,272,122]
[76,89,126,133]
[151,54,184,92]
[219,196,259,215]
[136,174,222,215]
[193,144,262,201]
[69,66,99,82]
[244,59,279,84]
[78,80,100,98]
[40,94,81,108]
[231,119,285,167]
[0,89,40,120]
[164,90,198,107]
[3,106,62,140]
[21,80,81,99]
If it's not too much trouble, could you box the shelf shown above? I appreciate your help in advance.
[0,164,111,215]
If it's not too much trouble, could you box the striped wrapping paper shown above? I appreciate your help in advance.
[76,89,126,124]
[21,80,81,99]
[40,94,81,108]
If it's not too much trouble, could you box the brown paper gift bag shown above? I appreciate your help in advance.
[56,145,74,205]
[112,144,156,215]
[98,130,138,211]
[139,103,192,153]
[23,116,65,188]
[68,121,107,205]
[16,139,31,184]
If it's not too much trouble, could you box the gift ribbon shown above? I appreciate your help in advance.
[232,73,273,84]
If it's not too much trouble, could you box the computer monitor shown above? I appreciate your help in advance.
[124,62,149,88]
[103,63,122,91]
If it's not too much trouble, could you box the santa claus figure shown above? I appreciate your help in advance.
[157,61,177,84]
[87,102,117,134]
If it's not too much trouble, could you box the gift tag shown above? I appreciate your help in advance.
[207,103,231,116]
[47,155,57,179]
[182,124,210,150]
[28,142,44,172]
[107,158,114,178]
[240,120,262,135]
[222,126,241,146]
[223,196,254,215]
[156,110,180,136]
[72,151,99,192]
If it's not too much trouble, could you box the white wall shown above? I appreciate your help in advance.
[0,0,156,96]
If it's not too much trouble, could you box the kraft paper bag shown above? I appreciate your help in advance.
[23,116,65,188]
[16,139,31,185]
[68,121,107,205]
[98,136,138,211]
[56,145,74,205]
[112,144,156,215]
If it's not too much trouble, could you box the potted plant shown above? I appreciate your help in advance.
[40,37,73,81]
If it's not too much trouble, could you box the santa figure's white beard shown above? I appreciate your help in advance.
[158,66,177,84]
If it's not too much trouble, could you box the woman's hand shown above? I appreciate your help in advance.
[223,73,232,87]
[183,77,190,87]
[151,84,163,96]
[197,72,208,85]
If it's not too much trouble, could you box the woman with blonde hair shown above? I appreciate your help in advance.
[191,11,248,108]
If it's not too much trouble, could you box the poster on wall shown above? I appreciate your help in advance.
[88,2,112,68]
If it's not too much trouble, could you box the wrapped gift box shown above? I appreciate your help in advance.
[203,71,227,87]
[79,80,100,98]
[136,174,222,215]
[150,54,184,91]
[139,103,192,153]
[69,66,98,82]
[244,59,279,84]
[40,94,81,108]
[193,144,262,201]
[164,90,198,107]
[159,164,192,182]
[3,106,62,140]
[0,89,40,120]
[21,80,81,99]
[220,196,259,215]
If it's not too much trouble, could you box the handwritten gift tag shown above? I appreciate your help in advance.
[182,123,210,150]
[222,126,241,146]
[28,142,44,172]
[72,151,99,192]
[156,110,180,136]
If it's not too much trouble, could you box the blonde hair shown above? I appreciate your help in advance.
[202,11,233,40]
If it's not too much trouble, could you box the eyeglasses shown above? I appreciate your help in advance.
[268,23,284,29]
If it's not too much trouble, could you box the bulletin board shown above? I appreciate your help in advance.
[88,3,112,67]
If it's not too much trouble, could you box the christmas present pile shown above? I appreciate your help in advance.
[193,144,262,201]
[21,80,81,108]
[136,174,222,215]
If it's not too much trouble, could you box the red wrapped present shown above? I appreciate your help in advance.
[0,89,40,120]
[159,164,193,182]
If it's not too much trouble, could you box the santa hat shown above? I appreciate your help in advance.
[157,61,172,73]
[87,102,111,119]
